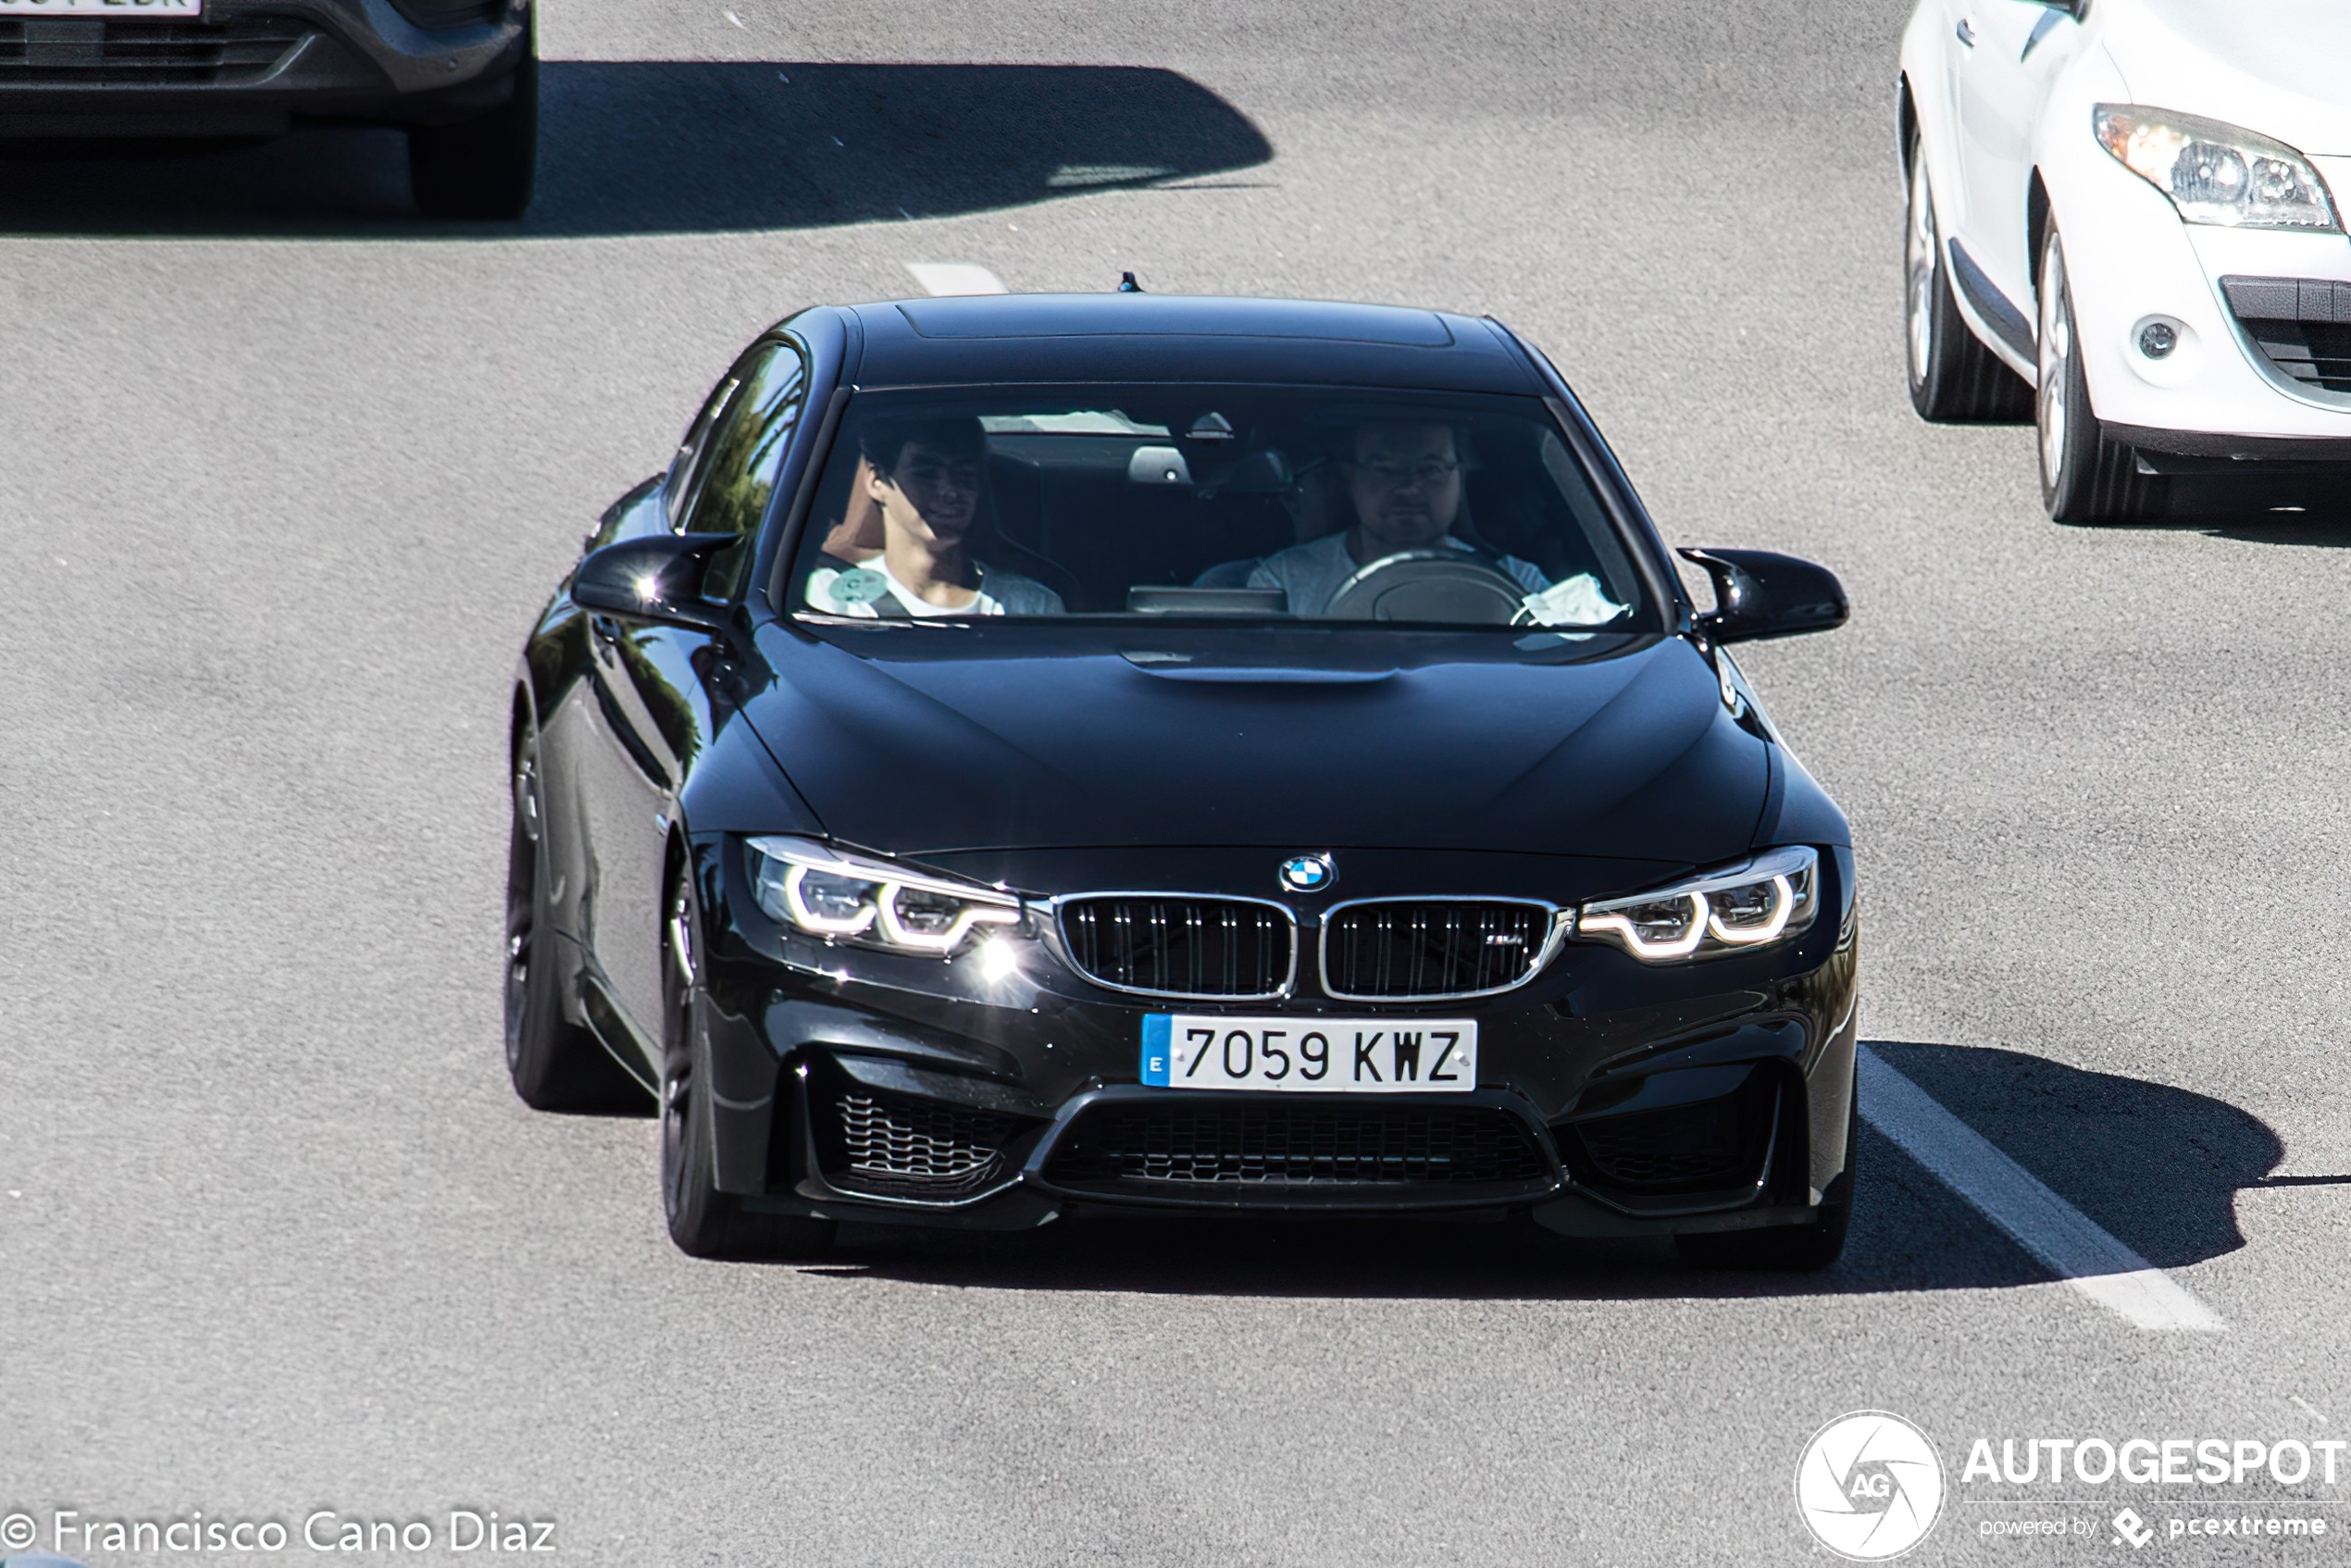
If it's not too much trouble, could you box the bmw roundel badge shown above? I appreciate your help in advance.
[1278,853,1336,894]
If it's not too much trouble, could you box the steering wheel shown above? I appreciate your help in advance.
[1321,550,1526,624]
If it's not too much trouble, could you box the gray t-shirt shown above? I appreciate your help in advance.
[1245,532,1550,617]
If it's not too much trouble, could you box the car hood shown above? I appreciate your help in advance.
[2108,0,2351,156]
[744,623,1771,865]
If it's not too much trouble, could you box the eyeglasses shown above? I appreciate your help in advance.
[1350,458,1461,488]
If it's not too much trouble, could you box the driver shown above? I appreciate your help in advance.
[1244,421,1549,616]
[806,416,1065,616]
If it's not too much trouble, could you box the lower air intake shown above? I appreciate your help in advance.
[1046,1101,1549,1188]
[830,1089,1016,1199]
[1568,1080,1774,1194]
[2220,275,2351,395]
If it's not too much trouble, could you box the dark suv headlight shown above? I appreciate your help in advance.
[746,836,1021,956]
[1574,847,1819,963]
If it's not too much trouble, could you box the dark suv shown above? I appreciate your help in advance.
[0,0,536,218]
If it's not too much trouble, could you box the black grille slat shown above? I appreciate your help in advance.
[830,1089,1016,1198]
[388,0,501,26]
[0,17,311,84]
[1060,897,1290,998]
[1047,1102,1549,1188]
[2220,274,2351,395]
[1322,901,1548,999]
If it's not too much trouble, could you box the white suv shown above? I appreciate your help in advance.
[1899,0,2351,520]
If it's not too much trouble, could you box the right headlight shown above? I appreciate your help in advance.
[746,836,1020,956]
[1575,846,1819,963]
[2094,106,2341,232]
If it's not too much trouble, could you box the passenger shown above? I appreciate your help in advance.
[1245,421,1549,616]
[806,416,1065,616]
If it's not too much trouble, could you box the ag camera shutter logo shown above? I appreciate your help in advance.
[1795,1411,1946,1560]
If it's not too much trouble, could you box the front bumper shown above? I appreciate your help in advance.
[689,840,1861,1239]
[0,0,528,137]
[2044,127,2351,452]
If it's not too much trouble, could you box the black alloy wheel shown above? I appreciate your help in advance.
[1673,1089,1857,1272]
[659,862,835,1261]
[2036,229,2168,524]
[1904,131,2033,423]
[409,23,540,221]
[504,732,648,1112]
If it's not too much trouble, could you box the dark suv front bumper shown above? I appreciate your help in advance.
[0,0,527,137]
[690,840,1861,1240]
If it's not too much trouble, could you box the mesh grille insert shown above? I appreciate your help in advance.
[1569,1086,1771,1193]
[1047,1101,1549,1188]
[1321,901,1549,998]
[0,17,312,84]
[831,1089,1017,1198]
[1059,897,1291,998]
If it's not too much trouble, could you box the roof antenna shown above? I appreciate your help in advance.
[1117,270,1144,292]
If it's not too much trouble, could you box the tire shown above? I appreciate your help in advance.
[1905,135,2034,423]
[2037,229,2168,523]
[1673,1090,1856,1272]
[408,31,538,220]
[660,862,836,1261]
[505,732,649,1113]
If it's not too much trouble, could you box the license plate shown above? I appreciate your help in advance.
[1141,1014,1477,1093]
[0,0,202,15]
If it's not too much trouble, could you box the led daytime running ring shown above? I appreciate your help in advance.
[753,836,1022,956]
[779,863,877,936]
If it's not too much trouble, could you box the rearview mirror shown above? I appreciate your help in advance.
[571,531,740,636]
[1679,547,1848,643]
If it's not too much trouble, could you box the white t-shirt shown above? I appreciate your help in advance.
[806,560,1065,617]
[1244,532,1551,618]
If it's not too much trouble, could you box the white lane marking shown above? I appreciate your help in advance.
[2292,1396,2330,1425]
[905,263,1009,297]
[1857,1046,2225,1333]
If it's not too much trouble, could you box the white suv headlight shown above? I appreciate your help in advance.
[747,836,1020,955]
[2094,106,2340,232]
[1575,847,1820,963]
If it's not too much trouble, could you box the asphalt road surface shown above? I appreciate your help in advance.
[6,2,2350,1564]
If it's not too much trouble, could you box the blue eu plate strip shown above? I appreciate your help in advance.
[1140,1014,1172,1086]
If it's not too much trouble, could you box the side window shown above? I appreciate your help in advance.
[683,339,810,599]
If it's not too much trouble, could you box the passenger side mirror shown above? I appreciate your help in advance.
[571,531,740,636]
[1679,547,1848,643]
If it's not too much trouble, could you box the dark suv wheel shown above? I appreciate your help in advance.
[409,29,538,220]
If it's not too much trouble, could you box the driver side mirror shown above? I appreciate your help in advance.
[571,531,740,636]
[1680,547,1848,643]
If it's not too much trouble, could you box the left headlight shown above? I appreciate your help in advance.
[2094,105,2340,232]
[1574,846,1819,964]
[746,836,1020,956]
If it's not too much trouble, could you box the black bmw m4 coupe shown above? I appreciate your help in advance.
[506,292,1860,1268]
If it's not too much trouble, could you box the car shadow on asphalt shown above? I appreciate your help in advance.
[2061,478,2351,544]
[0,62,1273,237]
[790,1041,2283,1302]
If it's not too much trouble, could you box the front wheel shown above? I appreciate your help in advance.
[1905,136,2032,423]
[660,864,836,1261]
[408,36,538,220]
[2037,229,2167,524]
[505,733,648,1113]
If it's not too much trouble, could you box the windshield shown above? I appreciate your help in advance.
[780,386,1657,630]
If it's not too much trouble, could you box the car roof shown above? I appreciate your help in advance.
[840,293,1546,394]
